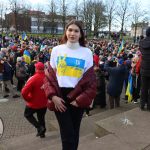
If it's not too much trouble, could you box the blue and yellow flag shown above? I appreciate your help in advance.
[118,40,124,53]
[23,50,31,64]
[126,74,133,103]
[22,32,27,41]
[57,54,85,78]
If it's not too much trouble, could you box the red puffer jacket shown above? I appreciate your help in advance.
[21,72,48,109]
[44,62,97,111]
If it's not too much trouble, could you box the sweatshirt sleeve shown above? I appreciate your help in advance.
[84,48,93,72]
[21,76,34,102]
[50,47,57,69]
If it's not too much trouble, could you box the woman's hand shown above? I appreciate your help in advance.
[70,100,78,107]
[52,96,67,112]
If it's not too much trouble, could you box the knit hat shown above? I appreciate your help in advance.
[146,27,150,37]
[11,45,17,51]
[118,58,124,65]
[35,62,44,70]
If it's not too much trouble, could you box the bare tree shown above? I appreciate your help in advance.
[16,3,32,32]
[47,0,57,35]
[81,0,93,36]
[93,0,107,37]
[81,0,107,36]
[131,1,148,40]
[9,0,23,32]
[59,0,68,31]
[105,0,117,39]
[20,10,31,32]
[0,2,5,33]
[116,0,131,36]
[73,0,80,20]
[35,4,44,33]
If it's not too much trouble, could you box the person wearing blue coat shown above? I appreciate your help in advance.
[3,56,20,98]
[104,58,126,109]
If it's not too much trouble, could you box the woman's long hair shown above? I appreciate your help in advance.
[61,20,86,47]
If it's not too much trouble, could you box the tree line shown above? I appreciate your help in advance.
[0,0,149,38]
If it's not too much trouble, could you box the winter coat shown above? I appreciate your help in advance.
[139,36,150,76]
[104,61,126,97]
[0,61,4,73]
[43,62,97,111]
[21,72,48,109]
[16,63,28,80]
[94,69,106,107]
[3,61,12,81]
[28,60,37,76]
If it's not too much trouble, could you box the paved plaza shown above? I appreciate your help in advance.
[1,90,150,150]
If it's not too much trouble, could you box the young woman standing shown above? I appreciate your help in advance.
[44,20,96,150]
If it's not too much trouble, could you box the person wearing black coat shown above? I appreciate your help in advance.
[93,65,106,108]
[139,27,150,110]
[104,58,126,109]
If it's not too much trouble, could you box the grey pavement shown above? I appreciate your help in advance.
[95,108,150,150]
[0,95,56,141]
[1,85,149,150]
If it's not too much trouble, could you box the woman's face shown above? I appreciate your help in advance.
[66,24,81,43]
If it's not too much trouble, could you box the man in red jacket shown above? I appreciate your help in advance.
[21,62,48,138]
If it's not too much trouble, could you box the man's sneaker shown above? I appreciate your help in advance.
[12,94,20,98]
[36,126,46,137]
[3,95,9,98]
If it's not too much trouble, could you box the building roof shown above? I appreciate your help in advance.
[29,10,45,16]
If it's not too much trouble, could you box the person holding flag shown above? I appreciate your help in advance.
[19,32,27,42]
[104,57,126,109]
[23,46,31,65]
[118,40,124,54]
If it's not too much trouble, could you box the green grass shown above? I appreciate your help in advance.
[26,33,63,38]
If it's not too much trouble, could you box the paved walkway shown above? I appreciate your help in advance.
[0,95,57,141]
[0,88,145,150]
[0,94,107,141]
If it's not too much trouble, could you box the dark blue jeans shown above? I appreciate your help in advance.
[55,104,84,150]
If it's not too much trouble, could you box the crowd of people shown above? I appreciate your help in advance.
[0,20,150,150]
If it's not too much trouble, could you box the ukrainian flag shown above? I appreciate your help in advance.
[23,50,31,64]
[57,55,85,78]
[22,32,27,41]
[126,73,133,103]
[118,40,124,53]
